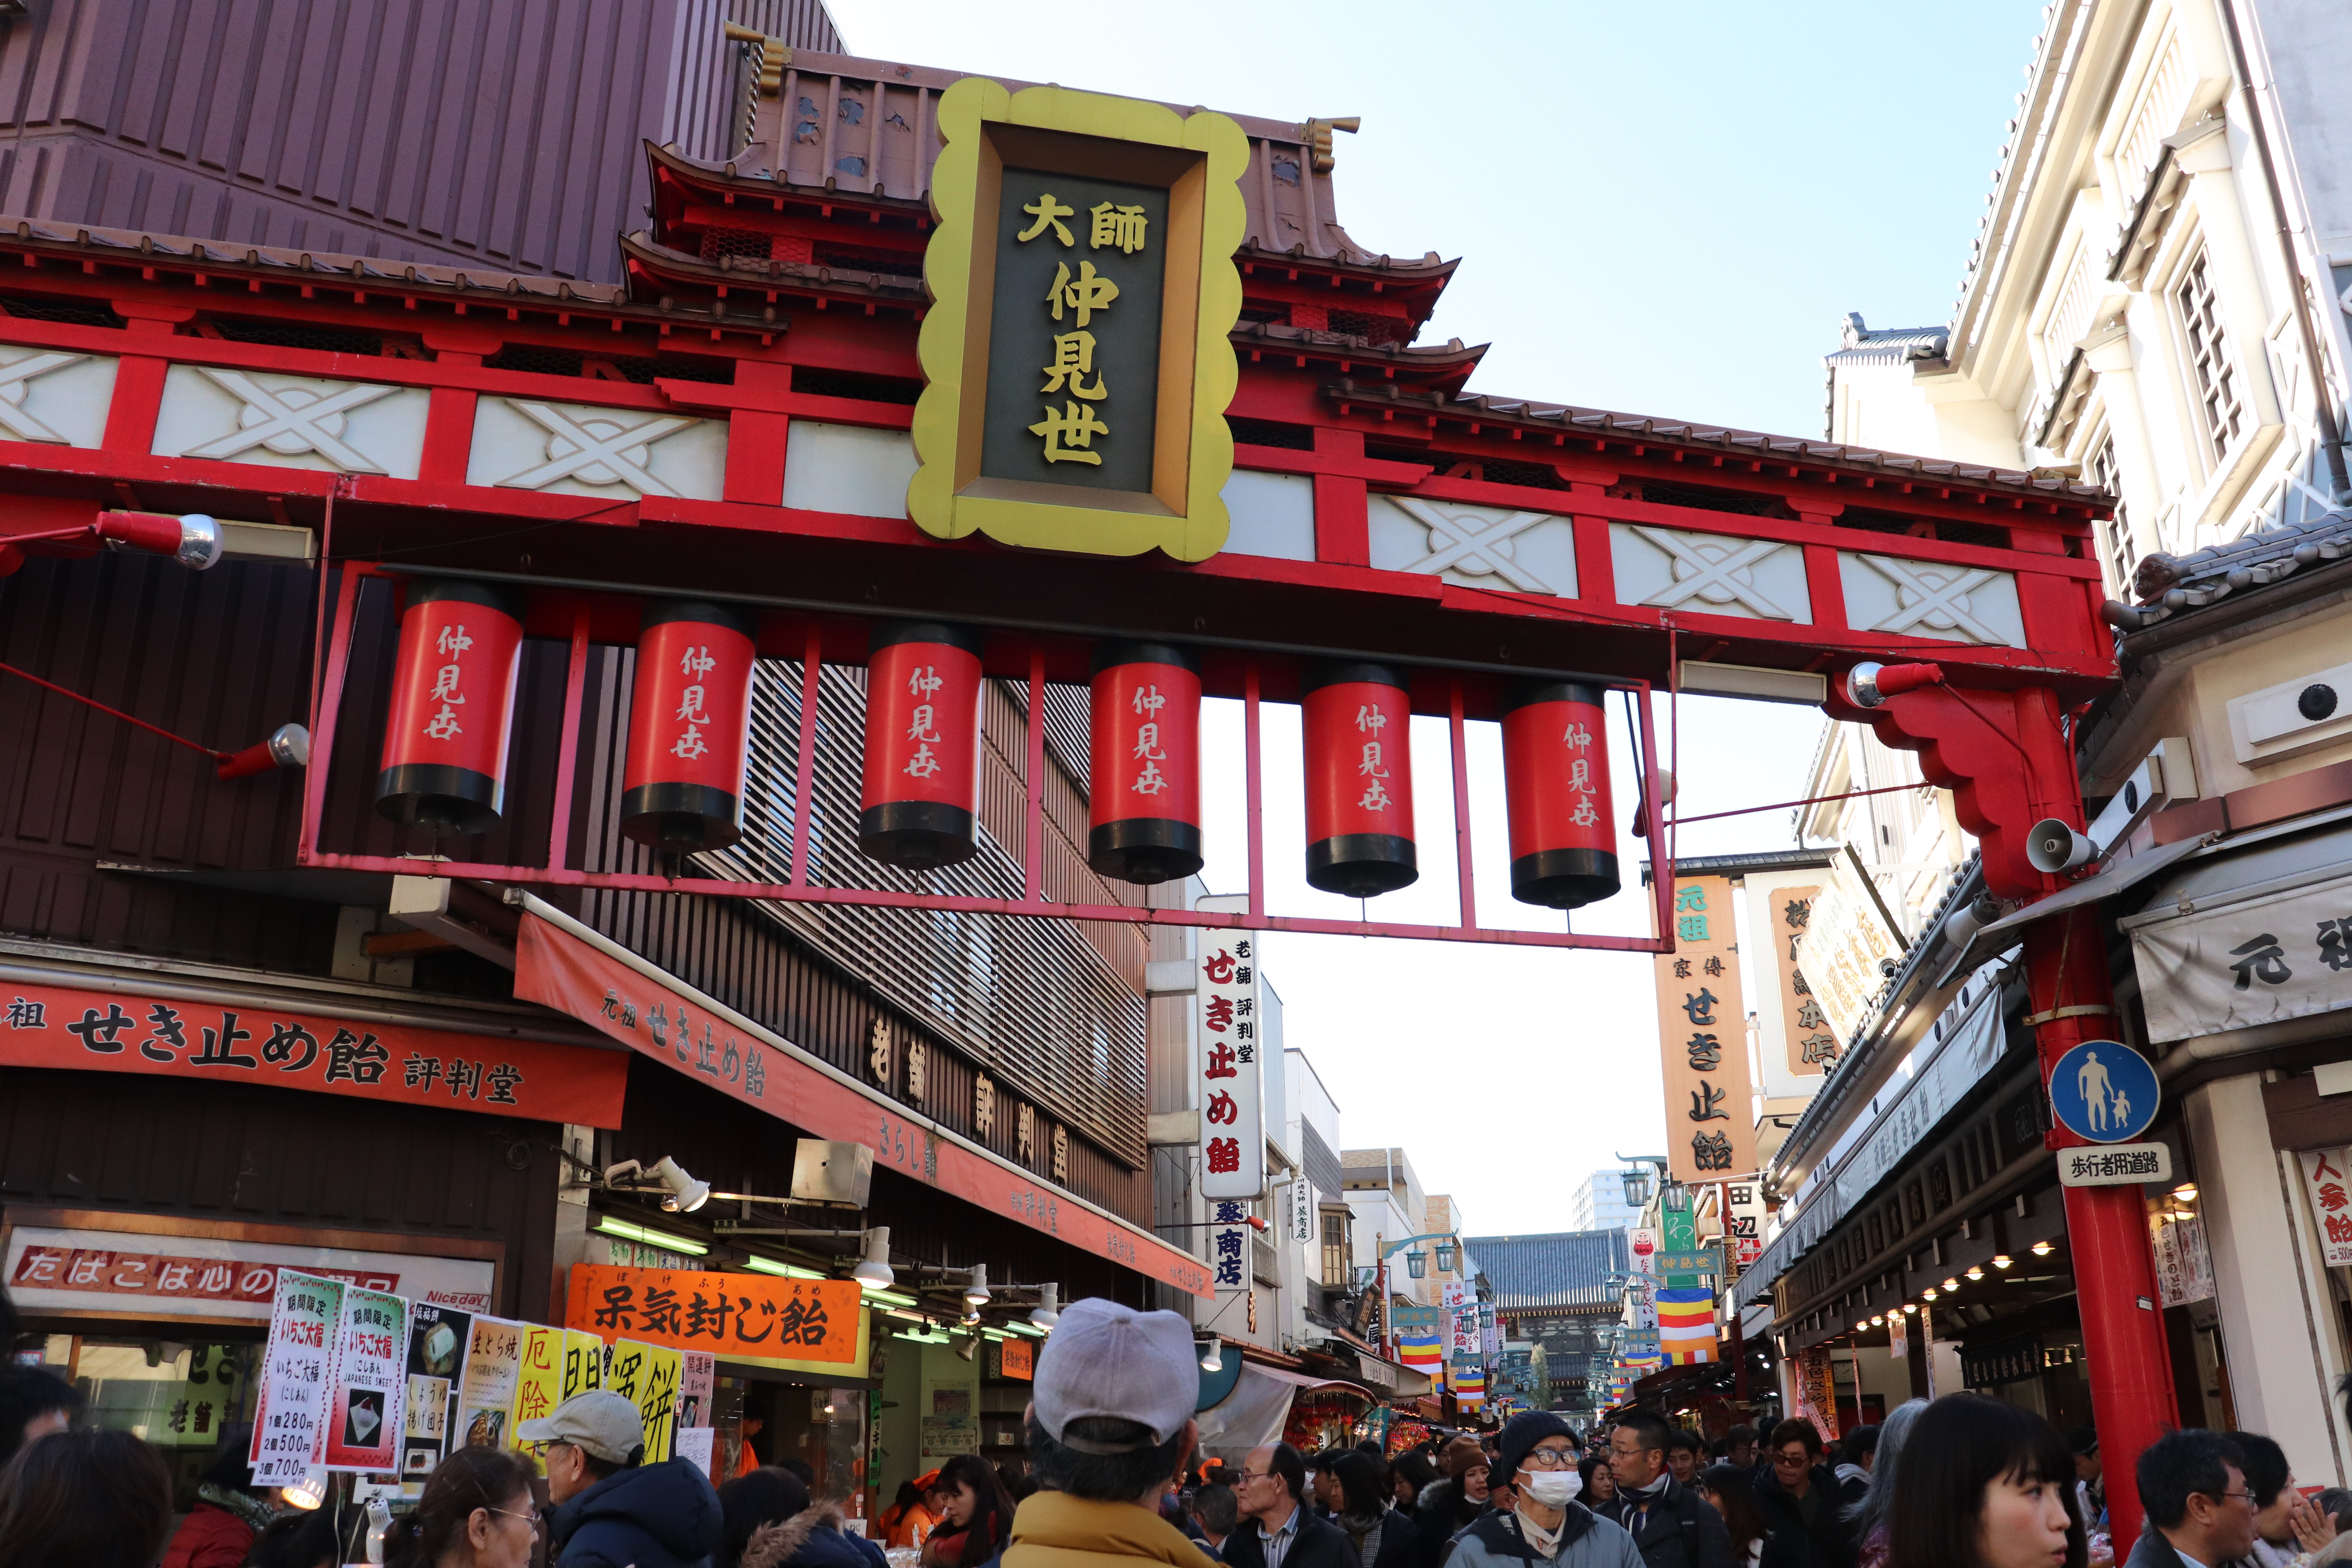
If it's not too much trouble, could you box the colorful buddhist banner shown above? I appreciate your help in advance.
[1653,875,1757,1184]
[516,910,1211,1298]
[0,977,627,1126]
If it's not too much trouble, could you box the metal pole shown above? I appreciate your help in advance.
[2025,905,2174,1546]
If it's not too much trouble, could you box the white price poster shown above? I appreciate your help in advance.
[322,1283,409,1472]
[248,1269,342,1486]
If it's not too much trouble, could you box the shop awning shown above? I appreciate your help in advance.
[1195,1361,1372,1459]
[1933,830,2218,985]
[512,898,1214,1299]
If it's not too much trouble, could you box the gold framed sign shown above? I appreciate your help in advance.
[910,79,1247,561]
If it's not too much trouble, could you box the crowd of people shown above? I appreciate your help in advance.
[11,1294,2352,1568]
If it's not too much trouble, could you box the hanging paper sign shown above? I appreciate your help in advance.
[456,1316,524,1450]
[1887,1306,1909,1363]
[678,1426,717,1480]
[2149,1210,2215,1307]
[510,1325,565,1445]
[561,1328,606,1400]
[1195,895,1265,1203]
[2302,1148,2352,1266]
[602,1337,683,1463]
[322,1283,408,1472]
[249,1269,343,1486]
[402,1301,472,1478]
[681,1351,715,1429]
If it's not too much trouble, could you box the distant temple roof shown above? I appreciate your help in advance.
[1464,1230,1630,1311]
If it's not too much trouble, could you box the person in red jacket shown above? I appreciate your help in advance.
[162,1439,280,1568]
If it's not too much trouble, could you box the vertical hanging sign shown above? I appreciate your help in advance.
[1194,895,1264,1203]
[1654,875,1759,1184]
[249,1269,343,1486]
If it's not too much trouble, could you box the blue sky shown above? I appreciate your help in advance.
[828,0,2044,1233]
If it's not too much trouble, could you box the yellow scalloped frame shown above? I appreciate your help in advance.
[909,78,1246,561]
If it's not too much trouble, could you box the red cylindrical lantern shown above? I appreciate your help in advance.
[1301,659,1417,897]
[621,599,757,852]
[374,579,525,834]
[1087,639,1202,885]
[859,619,985,869]
[1501,679,1621,909]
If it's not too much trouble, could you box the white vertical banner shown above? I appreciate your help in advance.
[1194,895,1264,1201]
[1887,1305,1909,1362]
[2299,1148,2352,1266]
[1289,1180,1312,1246]
[249,1269,343,1486]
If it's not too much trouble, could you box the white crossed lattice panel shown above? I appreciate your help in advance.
[1608,523,1812,622]
[152,365,429,476]
[1838,552,2025,647]
[1368,494,1577,595]
[0,343,118,448]
[470,396,726,501]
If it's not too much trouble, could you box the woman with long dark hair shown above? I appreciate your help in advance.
[922,1452,1019,1568]
[381,1446,541,1568]
[1332,1450,1417,1568]
[1700,1463,1769,1568]
[1886,1396,2083,1568]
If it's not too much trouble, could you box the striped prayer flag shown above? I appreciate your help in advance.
[1657,1286,1715,1364]
[1397,1332,1443,1369]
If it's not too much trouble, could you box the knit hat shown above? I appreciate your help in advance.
[1495,1412,1578,1481]
[1441,1435,1489,1479]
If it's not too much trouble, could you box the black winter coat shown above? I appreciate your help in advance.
[1415,1480,1489,1568]
[1749,1466,1856,1568]
[1595,1479,1735,1568]
[549,1457,724,1568]
[1222,1507,1363,1568]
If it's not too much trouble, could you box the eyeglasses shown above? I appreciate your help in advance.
[1772,1453,1811,1468]
[1522,1448,1578,1470]
[1240,1470,1275,1484]
[2210,1491,2259,1506]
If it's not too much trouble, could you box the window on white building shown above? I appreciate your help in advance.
[1322,1210,1349,1285]
[2090,437,2132,587]
[2178,249,2246,465]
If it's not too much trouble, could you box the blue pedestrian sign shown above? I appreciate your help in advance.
[2048,1040,2160,1144]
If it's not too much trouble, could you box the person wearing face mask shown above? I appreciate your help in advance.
[1418,1437,1496,1568]
[1446,1413,1640,1568]
[1596,1412,1734,1568]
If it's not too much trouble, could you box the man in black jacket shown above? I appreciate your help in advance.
[2122,1431,2256,1568]
[1225,1442,1362,1568]
[1751,1421,1857,1568]
[1595,1412,1733,1568]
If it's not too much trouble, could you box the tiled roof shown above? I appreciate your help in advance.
[1461,1230,1628,1310]
[1823,313,1948,368]
[2108,510,2352,630]
[678,49,1443,275]
[1327,381,2109,502]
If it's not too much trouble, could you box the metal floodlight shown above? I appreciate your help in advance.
[1198,1337,1224,1372]
[1405,1249,1428,1279]
[1030,1283,1061,1333]
[1436,1241,1458,1272]
[1619,1166,1653,1209]
[651,1155,711,1212]
[852,1227,895,1291]
[963,1263,991,1307]
[953,1331,978,1362]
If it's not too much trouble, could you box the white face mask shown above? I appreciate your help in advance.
[1521,1468,1582,1508]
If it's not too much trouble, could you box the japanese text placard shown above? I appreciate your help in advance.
[566,1265,860,1365]
[510,1325,564,1441]
[0,978,626,1126]
[402,1302,471,1477]
[601,1337,683,1463]
[2303,1148,2352,1266]
[1195,897,1265,1202]
[456,1315,523,1450]
[249,1269,342,1486]
[321,1283,408,1472]
[1652,876,1757,1184]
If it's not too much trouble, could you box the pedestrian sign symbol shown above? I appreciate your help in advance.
[2048,1040,2160,1144]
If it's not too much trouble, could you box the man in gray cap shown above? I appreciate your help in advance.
[1447,1412,1639,1568]
[1004,1297,1221,1568]
[518,1388,722,1568]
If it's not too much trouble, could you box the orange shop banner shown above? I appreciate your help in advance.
[0,978,628,1127]
[565,1265,860,1365]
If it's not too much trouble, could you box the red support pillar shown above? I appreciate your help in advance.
[2025,907,2174,1548]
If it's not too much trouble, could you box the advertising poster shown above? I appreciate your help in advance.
[402,1301,472,1478]
[561,1328,606,1400]
[510,1325,565,1442]
[678,1426,717,1478]
[457,1316,524,1450]
[564,1265,861,1366]
[2302,1149,2352,1266]
[603,1338,683,1463]
[1652,875,1759,1182]
[249,1269,343,1486]
[322,1284,409,1472]
[681,1351,715,1430]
